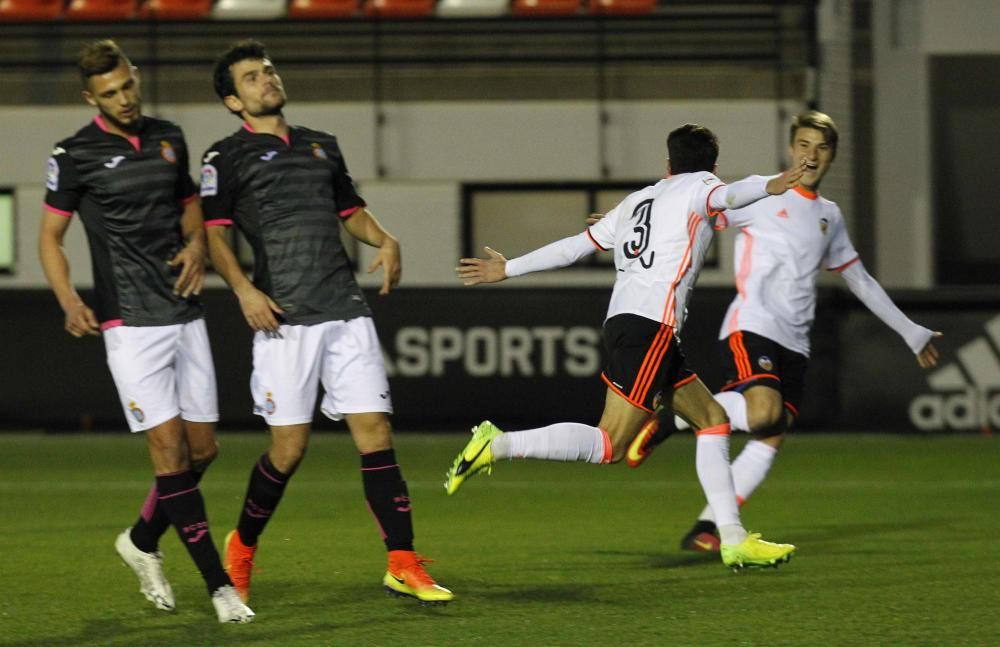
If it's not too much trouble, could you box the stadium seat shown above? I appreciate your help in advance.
[139,0,213,20]
[0,0,64,22]
[588,0,654,15]
[211,0,287,20]
[288,0,360,19]
[436,0,507,18]
[511,0,580,17]
[363,0,435,19]
[65,0,137,20]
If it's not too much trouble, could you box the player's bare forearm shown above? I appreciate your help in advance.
[206,226,283,331]
[169,202,207,297]
[343,208,402,294]
[457,246,508,286]
[38,210,98,336]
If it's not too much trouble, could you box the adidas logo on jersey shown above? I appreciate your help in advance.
[908,314,1000,432]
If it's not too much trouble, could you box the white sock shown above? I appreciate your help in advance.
[491,423,610,464]
[694,426,744,542]
[675,391,748,432]
[697,439,778,524]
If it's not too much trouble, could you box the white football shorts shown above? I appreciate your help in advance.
[103,318,219,433]
[250,316,392,426]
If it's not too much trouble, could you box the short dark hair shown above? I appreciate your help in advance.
[666,124,719,174]
[213,39,269,104]
[78,39,131,88]
[790,110,839,158]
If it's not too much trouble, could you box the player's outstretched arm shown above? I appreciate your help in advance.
[457,246,508,286]
[838,260,941,367]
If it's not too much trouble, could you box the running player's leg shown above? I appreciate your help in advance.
[673,377,795,567]
[681,332,802,551]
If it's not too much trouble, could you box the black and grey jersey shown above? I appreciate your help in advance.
[44,115,202,327]
[200,124,371,326]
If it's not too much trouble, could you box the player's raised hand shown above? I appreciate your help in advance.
[765,158,808,195]
[64,301,99,337]
[917,332,943,369]
[457,246,508,286]
[236,285,284,333]
[368,237,402,296]
[168,241,206,299]
[585,212,605,226]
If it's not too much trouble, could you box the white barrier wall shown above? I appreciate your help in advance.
[0,99,787,289]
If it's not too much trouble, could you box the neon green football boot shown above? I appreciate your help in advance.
[444,421,503,496]
[720,533,796,570]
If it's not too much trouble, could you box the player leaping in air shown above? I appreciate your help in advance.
[444,124,805,570]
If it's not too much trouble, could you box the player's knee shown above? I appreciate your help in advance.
[270,443,307,474]
[189,440,219,471]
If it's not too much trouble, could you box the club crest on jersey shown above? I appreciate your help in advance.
[128,401,145,423]
[311,143,328,160]
[160,140,177,163]
[46,157,59,190]
[757,355,774,371]
[200,164,218,197]
[819,217,829,235]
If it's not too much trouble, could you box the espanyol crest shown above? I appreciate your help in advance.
[160,140,177,163]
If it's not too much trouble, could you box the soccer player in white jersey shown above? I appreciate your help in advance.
[626,111,942,553]
[444,124,805,569]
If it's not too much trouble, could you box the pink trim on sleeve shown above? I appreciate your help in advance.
[100,319,124,331]
[586,228,608,251]
[829,256,860,273]
[44,203,74,218]
[705,184,726,218]
[203,218,234,227]
[338,206,362,218]
[181,193,198,205]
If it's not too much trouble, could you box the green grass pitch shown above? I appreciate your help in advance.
[0,431,998,646]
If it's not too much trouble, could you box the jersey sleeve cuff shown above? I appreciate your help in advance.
[338,204,365,219]
[586,229,609,251]
[828,256,860,272]
[204,218,234,227]
[181,193,199,205]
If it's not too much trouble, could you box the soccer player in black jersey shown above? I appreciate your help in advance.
[37,40,253,623]
[201,40,452,605]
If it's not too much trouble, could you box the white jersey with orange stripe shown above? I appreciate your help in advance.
[717,181,858,357]
[587,172,769,332]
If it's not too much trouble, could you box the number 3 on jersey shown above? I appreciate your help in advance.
[623,199,655,269]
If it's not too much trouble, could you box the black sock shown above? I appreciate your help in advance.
[236,453,290,547]
[131,470,205,553]
[361,449,414,552]
[155,471,230,593]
